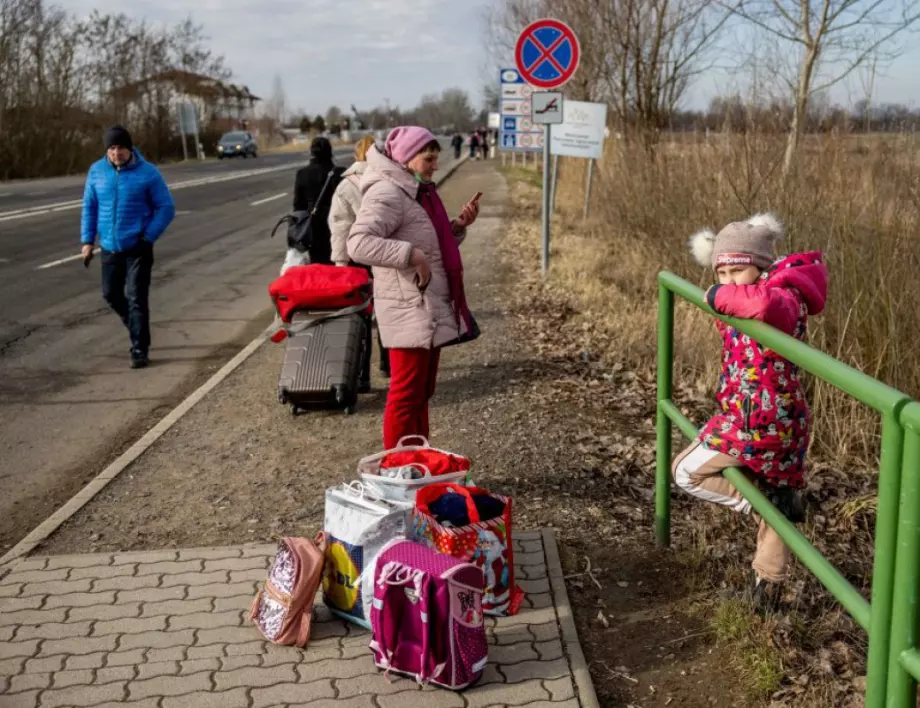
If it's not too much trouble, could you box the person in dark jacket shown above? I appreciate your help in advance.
[450,133,463,160]
[81,125,175,369]
[292,137,345,265]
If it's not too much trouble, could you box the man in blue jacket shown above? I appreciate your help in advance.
[81,126,175,368]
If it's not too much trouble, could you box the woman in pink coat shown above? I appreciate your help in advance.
[347,127,481,448]
[672,213,828,608]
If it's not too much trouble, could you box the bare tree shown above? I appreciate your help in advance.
[727,0,920,180]
[0,1,237,179]
[857,50,879,134]
[325,105,343,130]
[265,73,286,124]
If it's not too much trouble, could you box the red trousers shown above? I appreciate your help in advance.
[383,347,441,449]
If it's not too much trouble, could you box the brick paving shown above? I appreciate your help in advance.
[0,530,594,707]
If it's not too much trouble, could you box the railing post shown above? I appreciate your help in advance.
[865,412,906,708]
[656,280,675,547]
[886,420,920,708]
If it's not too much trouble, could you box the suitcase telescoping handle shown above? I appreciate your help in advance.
[269,298,371,343]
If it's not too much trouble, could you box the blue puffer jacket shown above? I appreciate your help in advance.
[81,149,176,252]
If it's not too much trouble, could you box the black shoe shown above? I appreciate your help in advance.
[358,380,372,394]
[757,482,806,523]
[130,351,149,369]
[749,574,782,613]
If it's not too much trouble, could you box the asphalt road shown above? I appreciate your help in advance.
[0,143,462,553]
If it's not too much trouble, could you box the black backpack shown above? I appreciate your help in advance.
[270,168,341,252]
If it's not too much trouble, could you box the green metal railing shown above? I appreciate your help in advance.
[655,271,915,708]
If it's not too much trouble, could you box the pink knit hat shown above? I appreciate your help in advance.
[385,126,438,165]
[689,213,784,271]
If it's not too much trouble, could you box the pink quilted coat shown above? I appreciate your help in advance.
[346,145,469,350]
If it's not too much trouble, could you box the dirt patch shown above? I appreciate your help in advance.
[39,160,779,707]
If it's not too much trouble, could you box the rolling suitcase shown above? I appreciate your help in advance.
[277,309,367,415]
[269,265,372,416]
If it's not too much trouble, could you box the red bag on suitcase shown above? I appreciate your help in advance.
[269,264,371,323]
[411,483,525,617]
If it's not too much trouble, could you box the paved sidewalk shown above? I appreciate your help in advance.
[0,531,595,708]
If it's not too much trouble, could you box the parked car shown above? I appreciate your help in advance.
[217,131,258,159]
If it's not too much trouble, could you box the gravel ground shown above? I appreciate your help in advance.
[38,160,755,707]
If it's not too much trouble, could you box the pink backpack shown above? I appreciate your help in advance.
[250,534,327,647]
[369,539,488,690]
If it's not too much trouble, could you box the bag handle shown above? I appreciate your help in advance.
[294,531,328,647]
[310,169,339,216]
[356,436,432,475]
[396,435,430,447]
[342,480,386,501]
[270,214,294,239]
[327,485,392,515]
[270,297,371,343]
[416,483,480,524]
[373,561,411,679]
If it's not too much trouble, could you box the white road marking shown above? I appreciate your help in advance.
[250,192,287,207]
[36,248,99,270]
[0,162,300,223]
[176,210,193,215]
[0,257,9,262]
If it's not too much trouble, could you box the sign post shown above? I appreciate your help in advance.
[515,18,580,275]
[177,102,202,161]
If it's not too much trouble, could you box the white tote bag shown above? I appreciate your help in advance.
[322,482,412,629]
[280,247,309,275]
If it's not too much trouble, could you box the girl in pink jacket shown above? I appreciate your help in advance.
[347,127,481,448]
[672,213,828,607]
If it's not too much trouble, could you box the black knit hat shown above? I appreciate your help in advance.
[309,136,333,163]
[104,125,133,151]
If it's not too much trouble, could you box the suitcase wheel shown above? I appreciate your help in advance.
[291,404,302,416]
[344,404,356,416]
[334,385,348,406]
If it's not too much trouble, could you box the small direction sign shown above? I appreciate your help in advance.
[532,91,564,125]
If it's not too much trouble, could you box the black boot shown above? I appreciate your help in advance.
[757,481,806,523]
[130,349,149,369]
[749,573,782,613]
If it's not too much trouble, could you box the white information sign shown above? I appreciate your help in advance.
[549,100,608,159]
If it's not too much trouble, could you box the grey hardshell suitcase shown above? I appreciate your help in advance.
[278,309,368,416]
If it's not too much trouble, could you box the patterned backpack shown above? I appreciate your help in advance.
[250,534,327,647]
[369,539,488,690]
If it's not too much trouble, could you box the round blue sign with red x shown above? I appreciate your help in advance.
[514,18,580,90]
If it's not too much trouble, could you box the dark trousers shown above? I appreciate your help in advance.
[360,316,390,386]
[101,241,154,355]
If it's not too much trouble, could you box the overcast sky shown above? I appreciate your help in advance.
[63,0,920,115]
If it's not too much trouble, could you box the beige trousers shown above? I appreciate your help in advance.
[672,442,790,582]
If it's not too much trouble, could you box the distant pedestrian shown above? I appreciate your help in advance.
[469,133,479,159]
[80,125,175,369]
[451,133,463,160]
[292,137,345,265]
[479,129,490,160]
[328,134,390,386]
